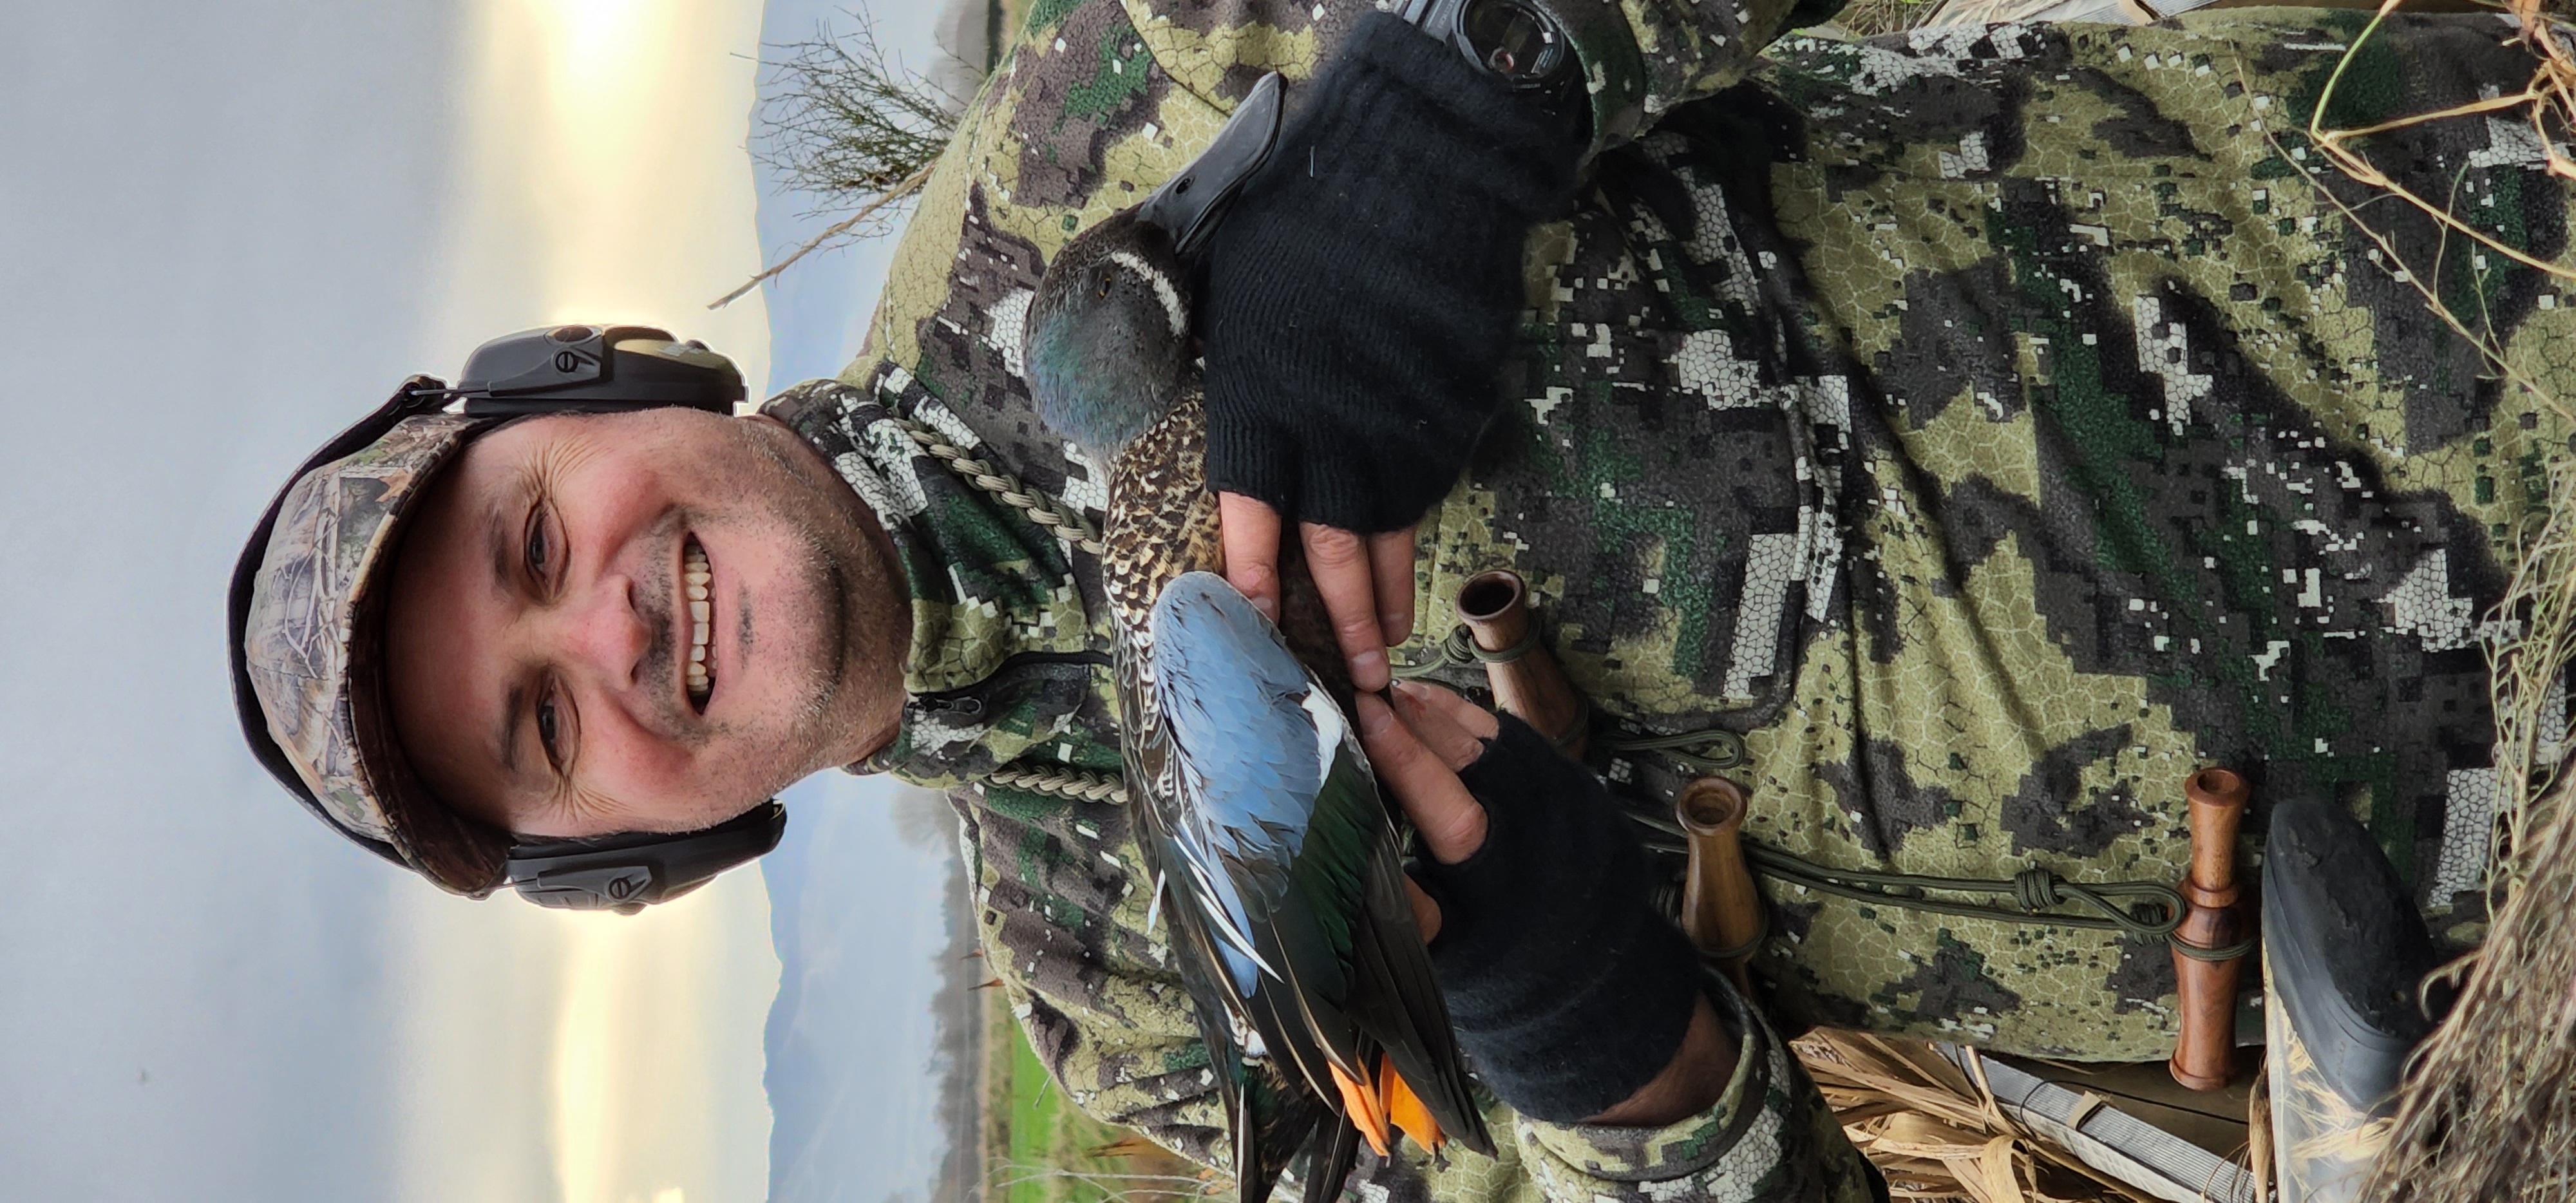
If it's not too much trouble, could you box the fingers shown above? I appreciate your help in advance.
[1303,522,1390,690]
[1367,527,1417,647]
[1357,693,1488,863]
[1217,492,1284,621]
[1388,680,1494,772]
[1404,877,1443,943]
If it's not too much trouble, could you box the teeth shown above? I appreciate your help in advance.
[685,540,712,704]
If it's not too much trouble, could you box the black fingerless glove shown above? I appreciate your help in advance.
[1198,12,1583,534]
[1413,714,1704,1123]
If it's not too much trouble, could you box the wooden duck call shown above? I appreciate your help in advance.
[1676,776,1763,996]
[1455,570,1587,758]
[2170,766,2251,1091]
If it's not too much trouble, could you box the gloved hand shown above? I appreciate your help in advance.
[1356,681,1728,1125]
[1206,12,1583,691]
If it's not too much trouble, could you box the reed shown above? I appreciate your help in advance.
[1790,1030,2163,1202]
[2264,1,2576,1195]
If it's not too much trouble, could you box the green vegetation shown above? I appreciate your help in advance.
[1003,0,1037,39]
[983,989,1206,1203]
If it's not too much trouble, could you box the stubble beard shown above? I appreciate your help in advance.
[734,419,905,779]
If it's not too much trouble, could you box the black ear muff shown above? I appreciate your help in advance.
[455,324,746,417]
[504,800,787,914]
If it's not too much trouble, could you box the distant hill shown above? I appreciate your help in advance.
[754,3,1188,1200]
[762,775,978,1203]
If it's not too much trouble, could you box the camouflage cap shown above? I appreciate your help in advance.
[229,381,511,895]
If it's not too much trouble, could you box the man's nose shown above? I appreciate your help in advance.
[551,573,652,690]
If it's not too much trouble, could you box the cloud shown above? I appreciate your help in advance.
[425,0,775,373]
[391,1,782,1200]
[388,878,779,1203]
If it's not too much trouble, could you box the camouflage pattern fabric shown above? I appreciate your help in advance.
[768,375,1879,1201]
[1705,12,2562,1052]
[766,0,2576,1195]
[762,377,1110,789]
[238,410,511,891]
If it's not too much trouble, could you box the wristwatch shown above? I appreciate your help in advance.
[1396,0,1588,133]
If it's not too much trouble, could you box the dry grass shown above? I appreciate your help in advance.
[2362,461,2576,1203]
[2249,0,2576,1196]
[1792,1031,2164,1202]
[1835,0,1951,37]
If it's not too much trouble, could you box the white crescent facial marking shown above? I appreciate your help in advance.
[1106,248,1188,339]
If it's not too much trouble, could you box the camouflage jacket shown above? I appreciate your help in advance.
[761,366,1873,1201]
[768,0,2576,1197]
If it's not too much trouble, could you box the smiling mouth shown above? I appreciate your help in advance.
[684,536,715,710]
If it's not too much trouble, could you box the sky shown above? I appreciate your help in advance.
[752,0,972,393]
[0,1,962,1200]
[748,4,985,1199]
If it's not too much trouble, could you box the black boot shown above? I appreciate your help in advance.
[2262,799,2446,1203]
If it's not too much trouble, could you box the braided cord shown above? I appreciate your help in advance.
[985,765,1129,804]
[1625,809,2186,943]
[893,416,1107,555]
[1390,625,1481,679]
[1389,622,1548,678]
[2174,933,2259,961]
[1600,727,1749,775]
[1392,626,1748,771]
[1744,848,2188,943]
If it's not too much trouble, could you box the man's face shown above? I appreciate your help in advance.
[383,408,908,838]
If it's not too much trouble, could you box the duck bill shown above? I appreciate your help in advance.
[1136,71,1286,260]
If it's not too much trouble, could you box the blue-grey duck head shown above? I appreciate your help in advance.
[1023,209,1195,457]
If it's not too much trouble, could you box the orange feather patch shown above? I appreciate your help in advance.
[1378,1053,1446,1153]
[1329,1063,1392,1158]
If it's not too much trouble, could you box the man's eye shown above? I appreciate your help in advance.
[524,511,552,583]
[535,690,562,764]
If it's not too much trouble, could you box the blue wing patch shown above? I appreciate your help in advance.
[1150,572,1341,995]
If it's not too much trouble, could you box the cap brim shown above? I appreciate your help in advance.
[348,580,515,895]
[232,390,513,896]
[336,422,516,895]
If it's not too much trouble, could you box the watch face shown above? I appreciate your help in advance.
[1460,0,1567,86]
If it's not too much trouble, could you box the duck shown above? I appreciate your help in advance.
[1022,71,1495,1202]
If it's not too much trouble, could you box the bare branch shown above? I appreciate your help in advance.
[723,10,965,303]
[710,162,933,309]
[755,14,959,206]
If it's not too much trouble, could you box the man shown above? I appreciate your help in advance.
[231,0,2573,1198]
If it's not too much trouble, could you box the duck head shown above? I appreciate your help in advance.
[1024,210,1196,457]
[1024,72,1285,458]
